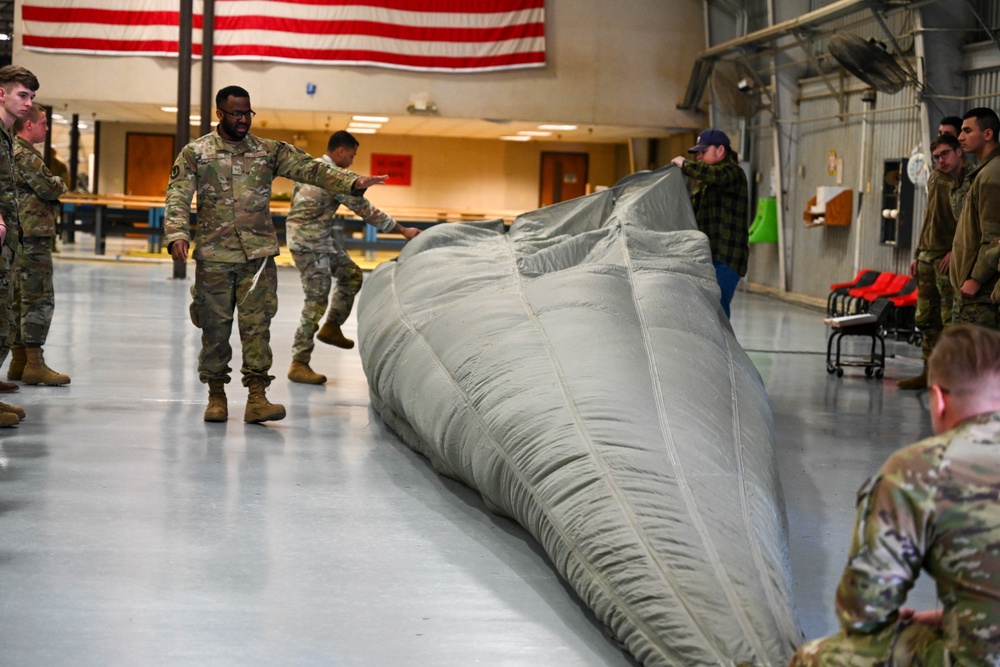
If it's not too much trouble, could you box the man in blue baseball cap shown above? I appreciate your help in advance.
[672,128,750,318]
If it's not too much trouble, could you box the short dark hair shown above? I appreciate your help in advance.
[0,65,39,92]
[12,104,44,133]
[962,107,1000,140]
[215,85,250,107]
[930,134,960,152]
[939,116,963,134]
[328,130,359,152]
[928,324,1000,396]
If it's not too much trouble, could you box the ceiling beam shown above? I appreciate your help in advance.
[677,0,939,110]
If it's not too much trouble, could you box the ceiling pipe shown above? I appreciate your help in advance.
[678,0,942,111]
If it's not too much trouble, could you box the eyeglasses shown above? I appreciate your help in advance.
[219,109,256,121]
[932,148,953,161]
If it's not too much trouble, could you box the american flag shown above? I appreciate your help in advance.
[21,0,546,73]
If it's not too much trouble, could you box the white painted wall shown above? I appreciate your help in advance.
[14,0,706,209]
[97,121,623,214]
[14,0,706,130]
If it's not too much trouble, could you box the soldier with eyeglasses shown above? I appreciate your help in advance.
[897,133,972,390]
[164,85,388,425]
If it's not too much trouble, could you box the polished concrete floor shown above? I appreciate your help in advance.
[0,258,938,666]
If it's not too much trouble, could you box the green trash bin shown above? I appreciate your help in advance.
[749,197,778,243]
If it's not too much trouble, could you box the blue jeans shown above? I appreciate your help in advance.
[714,261,741,319]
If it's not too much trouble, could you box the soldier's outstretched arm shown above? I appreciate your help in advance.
[274,141,385,195]
[395,224,420,240]
[353,174,389,189]
[336,192,401,236]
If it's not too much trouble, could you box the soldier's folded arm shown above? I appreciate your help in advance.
[22,153,67,200]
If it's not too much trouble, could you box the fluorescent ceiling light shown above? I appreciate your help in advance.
[538,124,577,131]
[350,128,377,134]
[500,135,531,142]
[160,106,178,113]
[349,122,382,129]
[353,115,389,123]
[518,130,551,137]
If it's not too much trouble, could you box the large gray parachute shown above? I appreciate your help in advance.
[357,167,803,666]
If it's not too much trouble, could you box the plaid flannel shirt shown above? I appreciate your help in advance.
[682,159,750,276]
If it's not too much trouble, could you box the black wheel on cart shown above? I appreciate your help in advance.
[827,364,836,375]
[836,367,844,377]
[865,366,874,377]
[875,368,884,379]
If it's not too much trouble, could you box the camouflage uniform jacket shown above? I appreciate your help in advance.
[164,131,362,263]
[0,122,20,252]
[951,145,1000,294]
[835,411,1000,666]
[285,154,395,255]
[914,161,972,260]
[14,136,67,237]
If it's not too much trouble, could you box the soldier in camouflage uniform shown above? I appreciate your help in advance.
[951,108,1000,329]
[285,130,420,385]
[897,134,972,390]
[165,86,387,424]
[790,323,1000,667]
[0,66,39,427]
[9,104,70,387]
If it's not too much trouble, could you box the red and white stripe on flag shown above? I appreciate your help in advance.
[21,0,546,73]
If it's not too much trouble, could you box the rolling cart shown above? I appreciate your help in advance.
[823,300,888,378]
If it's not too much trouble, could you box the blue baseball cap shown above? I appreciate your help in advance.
[688,128,731,153]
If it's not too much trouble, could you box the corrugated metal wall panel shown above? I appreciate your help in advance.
[967,66,1000,110]
[856,85,926,276]
[784,90,859,296]
[747,123,782,287]
[758,80,924,298]
[976,0,1000,33]
[714,0,964,299]
[732,0,927,298]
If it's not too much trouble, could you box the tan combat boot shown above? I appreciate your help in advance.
[316,320,355,349]
[896,365,927,390]
[244,378,286,423]
[7,344,26,381]
[288,360,327,385]
[22,347,71,386]
[0,409,18,427]
[204,380,228,422]
[0,401,24,421]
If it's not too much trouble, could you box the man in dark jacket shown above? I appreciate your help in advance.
[671,129,749,319]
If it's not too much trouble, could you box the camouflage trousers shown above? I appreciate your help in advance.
[0,242,14,366]
[190,258,278,386]
[953,293,1000,330]
[914,258,954,361]
[12,236,56,346]
[789,621,949,667]
[289,246,362,364]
